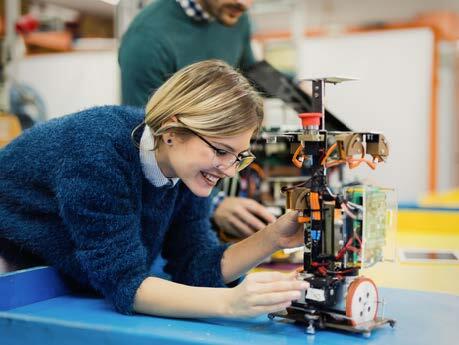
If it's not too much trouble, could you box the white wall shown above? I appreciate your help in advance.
[251,0,459,33]
[298,28,434,203]
[437,42,457,192]
[15,50,120,119]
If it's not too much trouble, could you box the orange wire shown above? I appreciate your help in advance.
[325,157,377,170]
[325,159,347,168]
[249,162,266,179]
[320,143,337,165]
[347,157,377,170]
[292,144,304,168]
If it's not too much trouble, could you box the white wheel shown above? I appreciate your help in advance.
[345,277,378,326]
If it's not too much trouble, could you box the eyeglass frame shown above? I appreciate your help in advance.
[187,129,256,172]
[131,121,256,171]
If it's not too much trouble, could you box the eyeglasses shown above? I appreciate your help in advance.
[190,130,255,172]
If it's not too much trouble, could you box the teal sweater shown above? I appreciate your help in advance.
[119,0,255,107]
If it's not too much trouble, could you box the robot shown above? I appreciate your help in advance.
[266,77,396,337]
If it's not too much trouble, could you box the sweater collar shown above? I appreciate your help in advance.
[139,126,179,188]
[176,0,214,22]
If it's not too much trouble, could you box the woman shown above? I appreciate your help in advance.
[0,60,308,318]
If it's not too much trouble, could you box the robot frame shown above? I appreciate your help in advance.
[263,77,396,337]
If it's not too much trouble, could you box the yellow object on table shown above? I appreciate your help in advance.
[420,189,459,209]
[362,209,459,295]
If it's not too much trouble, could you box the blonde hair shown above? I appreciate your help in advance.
[144,60,263,146]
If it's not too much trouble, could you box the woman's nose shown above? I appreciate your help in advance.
[216,163,238,178]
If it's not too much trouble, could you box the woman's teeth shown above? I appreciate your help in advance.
[202,171,219,184]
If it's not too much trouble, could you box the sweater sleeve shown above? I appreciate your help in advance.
[162,188,230,287]
[55,150,148,314]
[119,28,176,107]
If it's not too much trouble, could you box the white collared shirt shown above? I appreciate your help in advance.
[139,126,180,188]
[176,0,213,21]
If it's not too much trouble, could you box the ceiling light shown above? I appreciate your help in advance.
[99,0,120,5]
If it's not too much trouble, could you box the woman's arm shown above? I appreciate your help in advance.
[221,211,303,284]
[134,277,227,318]
[134,271,308,319]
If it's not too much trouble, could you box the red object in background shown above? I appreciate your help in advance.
[16,14,39,34]
[298,113,322,128]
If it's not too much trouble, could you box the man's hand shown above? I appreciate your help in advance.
[213,197,276,238]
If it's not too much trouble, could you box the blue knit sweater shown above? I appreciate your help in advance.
[0,106,228,314]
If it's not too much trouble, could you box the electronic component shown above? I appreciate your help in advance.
[267,78,396,337]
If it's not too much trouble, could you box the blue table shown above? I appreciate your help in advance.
[1,267,458,345]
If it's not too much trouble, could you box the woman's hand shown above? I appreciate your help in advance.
[223,271,309,318]
[265,211,304,250]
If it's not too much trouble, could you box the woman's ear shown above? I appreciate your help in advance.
[161,115,178,127]
[162,131,175,146]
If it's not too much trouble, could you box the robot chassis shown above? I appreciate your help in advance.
[266,78,396,337]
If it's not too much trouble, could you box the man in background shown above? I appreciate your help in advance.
[119,0,276,238]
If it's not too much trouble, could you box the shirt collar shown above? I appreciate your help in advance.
[139,125,179,188]
[176,0,213,22]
